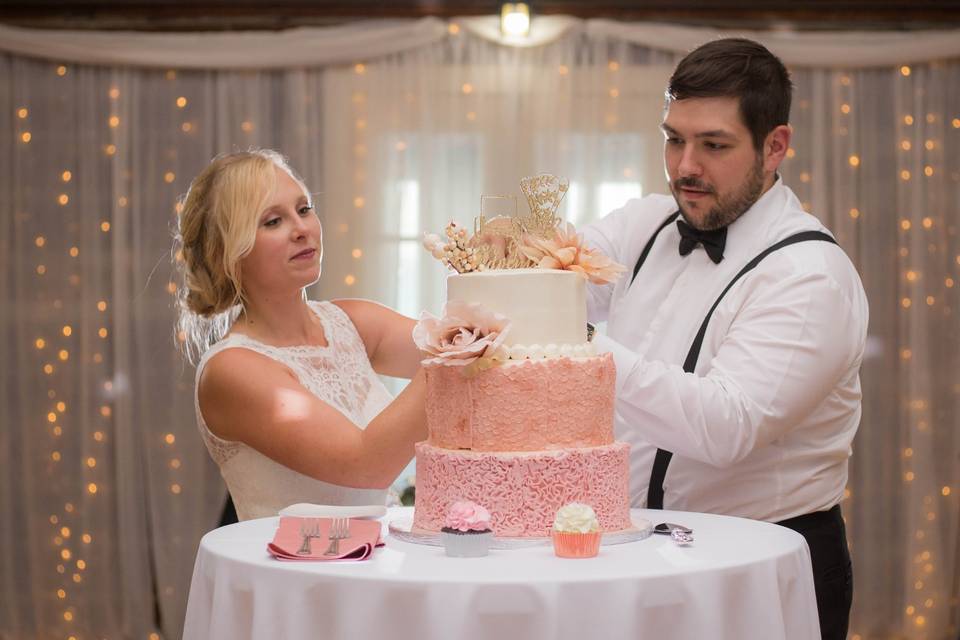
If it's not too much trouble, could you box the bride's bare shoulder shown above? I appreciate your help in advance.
[198,348,296,438]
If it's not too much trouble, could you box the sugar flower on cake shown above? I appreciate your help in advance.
[519,222,627,285]
[412,301,511,365]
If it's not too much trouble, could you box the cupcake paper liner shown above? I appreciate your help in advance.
[552,531,601,558]
[441,530,493,557]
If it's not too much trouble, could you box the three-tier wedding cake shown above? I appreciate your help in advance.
[411,175,632,538]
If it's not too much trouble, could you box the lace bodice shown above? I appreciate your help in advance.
[194,300,393,520]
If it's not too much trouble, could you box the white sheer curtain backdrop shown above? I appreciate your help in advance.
[0,18,958,640]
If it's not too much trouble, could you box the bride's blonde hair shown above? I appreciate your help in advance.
[173,148,308,363]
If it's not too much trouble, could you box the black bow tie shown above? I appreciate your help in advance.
[677,219,727,264]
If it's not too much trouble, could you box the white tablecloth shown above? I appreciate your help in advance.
[183,507,820,640]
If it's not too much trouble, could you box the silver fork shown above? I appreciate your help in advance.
[296,519,318,555]
[323,518,350,556]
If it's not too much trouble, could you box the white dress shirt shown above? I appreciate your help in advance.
[583,178,869,522]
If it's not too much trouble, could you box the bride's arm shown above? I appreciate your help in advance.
[198,348,427,489]
[332,298,421,379]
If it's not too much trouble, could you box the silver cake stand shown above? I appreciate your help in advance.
[388,517,653,549]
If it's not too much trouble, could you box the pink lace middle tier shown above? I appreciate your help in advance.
[413,441,632,537]
[425,354,616,451]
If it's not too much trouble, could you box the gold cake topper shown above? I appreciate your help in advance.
[519,173,569,237]
[423,173,573,273]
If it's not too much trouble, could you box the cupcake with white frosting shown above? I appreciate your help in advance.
[552,502,601,558]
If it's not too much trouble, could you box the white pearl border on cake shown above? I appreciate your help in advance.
[494,342,596,360]
[387,517,653,549]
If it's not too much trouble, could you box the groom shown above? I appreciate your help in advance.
[583,38,867,640]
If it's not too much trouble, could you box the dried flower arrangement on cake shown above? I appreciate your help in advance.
[421,173,626,284]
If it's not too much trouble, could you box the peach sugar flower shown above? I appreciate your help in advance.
[519,222,626,285]
[412,301,512,365]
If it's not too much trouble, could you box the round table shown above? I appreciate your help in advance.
[182,507,820,640]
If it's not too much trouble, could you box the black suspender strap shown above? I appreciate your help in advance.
[644,229,839,510]
[631,212,681,285]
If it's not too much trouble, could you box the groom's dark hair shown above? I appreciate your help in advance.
[667,38,792,151]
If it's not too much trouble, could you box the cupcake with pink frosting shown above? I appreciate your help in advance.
[441,500,493,557]
[552,502,601,558]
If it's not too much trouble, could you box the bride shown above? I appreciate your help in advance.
[174,149,426,521]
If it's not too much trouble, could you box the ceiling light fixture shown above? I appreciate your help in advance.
[500,3,531,37]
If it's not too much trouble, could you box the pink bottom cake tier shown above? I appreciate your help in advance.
[413,441,632,538]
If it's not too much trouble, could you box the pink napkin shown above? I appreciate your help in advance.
[268,516,383,561]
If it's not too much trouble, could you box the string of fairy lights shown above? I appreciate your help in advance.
[782,64,959,638]
[891,63,958,639]
[8,38,959,640]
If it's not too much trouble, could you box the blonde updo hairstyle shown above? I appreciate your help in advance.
[174,148,308,363]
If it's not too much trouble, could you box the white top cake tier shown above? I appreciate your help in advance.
[446,269,587,349]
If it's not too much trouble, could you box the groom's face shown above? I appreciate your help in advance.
[661,96,766,231]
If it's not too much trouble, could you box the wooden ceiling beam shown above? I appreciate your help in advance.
[0,1,957,31]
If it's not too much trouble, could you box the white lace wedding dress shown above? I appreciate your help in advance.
[195,301,393,521]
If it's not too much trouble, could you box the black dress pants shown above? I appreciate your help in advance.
[776,504,853,640]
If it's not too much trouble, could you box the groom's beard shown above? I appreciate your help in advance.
[672,155,765,231]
